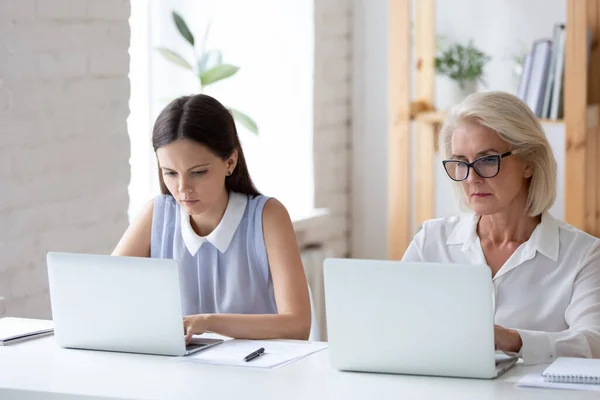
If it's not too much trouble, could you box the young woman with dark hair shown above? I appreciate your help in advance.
[113,94,311,342]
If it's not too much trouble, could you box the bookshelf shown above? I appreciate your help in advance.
[388,0,600,259]
[412,111,565,126]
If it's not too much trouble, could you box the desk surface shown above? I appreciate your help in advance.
[0,336,598,400]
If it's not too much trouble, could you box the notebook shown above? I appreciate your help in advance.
[0,317,54,345]
[542,357,600,384]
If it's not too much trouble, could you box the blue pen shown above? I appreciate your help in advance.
[244,347,265,362]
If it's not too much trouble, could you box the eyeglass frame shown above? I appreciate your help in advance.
[441,151,513,182]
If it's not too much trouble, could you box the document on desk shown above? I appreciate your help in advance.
[517,372,600,392]
[179,339,328,369]
[0,317,54,345]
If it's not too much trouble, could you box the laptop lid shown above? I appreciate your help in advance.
[47,252,188,356]
[323,258,500,379]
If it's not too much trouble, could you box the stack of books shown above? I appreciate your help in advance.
[517,23,565,120]
[517,23,592,120]
[0,317,54,345]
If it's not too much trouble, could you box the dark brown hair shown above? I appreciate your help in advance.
[152,94,260,197]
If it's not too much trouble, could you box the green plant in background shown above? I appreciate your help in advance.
[157,11,258,135]
[434,40,491,90]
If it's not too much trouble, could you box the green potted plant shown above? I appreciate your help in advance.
[157,11,258,135]
[434,39,491,110]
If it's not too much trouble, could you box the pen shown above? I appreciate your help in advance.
[244,347,265,362]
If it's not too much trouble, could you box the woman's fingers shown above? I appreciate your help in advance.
[185,325,193,344]
[183,317,193,344]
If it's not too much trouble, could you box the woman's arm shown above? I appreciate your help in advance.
[401,223,426,262]
[510,241,600,365]
[184,198,312,341]
[111,199,154,257]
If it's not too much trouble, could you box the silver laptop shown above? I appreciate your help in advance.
[323,258,518,379]
[47,252,223,356]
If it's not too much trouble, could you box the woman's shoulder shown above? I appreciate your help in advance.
[243,192,270,204]
[148,195,179,231]
[236,193,290,228]
[153,193,176,205]
[420,214,475,238]
[553,215,600,256]
[152,194,178,212]
[234,192,272,215]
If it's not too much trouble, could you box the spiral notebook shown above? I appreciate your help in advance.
[517,358,600,392]
[542,357,600,384]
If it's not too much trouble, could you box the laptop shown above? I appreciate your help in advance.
[46,252,223,356]
[323,258,518,379]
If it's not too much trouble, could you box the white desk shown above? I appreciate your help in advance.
[0,336,598,400]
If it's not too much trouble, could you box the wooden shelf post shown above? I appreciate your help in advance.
[387,0,412,259]
[414,0,436,229]
[565,0,600,237]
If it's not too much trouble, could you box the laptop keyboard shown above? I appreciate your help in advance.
[186,343,207,351]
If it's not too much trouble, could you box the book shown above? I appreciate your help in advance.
[0,317,54,345]
[549,25,566,120]
[524,39,552,117]
[517,53,533,101]
[541,23,564,119]
[542,357,600,384]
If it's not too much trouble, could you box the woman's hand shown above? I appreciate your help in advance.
[183,315,210,344]
[494,324,523,353]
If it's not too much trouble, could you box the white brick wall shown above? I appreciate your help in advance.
[0,0,131,318]
[313,0,353,257]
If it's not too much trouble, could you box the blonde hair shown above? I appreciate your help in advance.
[438,91,557,217]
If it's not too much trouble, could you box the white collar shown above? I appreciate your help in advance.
[180,192,248,255]
[446,212,559,261]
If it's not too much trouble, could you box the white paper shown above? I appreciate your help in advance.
[517,372,600,392]
[0,317,54,342]
[179,339,328,369]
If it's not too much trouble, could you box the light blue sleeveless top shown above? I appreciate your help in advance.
[150,192,278,316]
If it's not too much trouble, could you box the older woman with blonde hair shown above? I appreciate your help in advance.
[402,91,600,365]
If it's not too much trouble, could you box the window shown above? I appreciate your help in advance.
[128,0,314,221]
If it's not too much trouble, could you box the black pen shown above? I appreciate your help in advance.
[244,347,265,362]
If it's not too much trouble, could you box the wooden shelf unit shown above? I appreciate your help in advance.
[388,0,600,259]
[413,110,565,126]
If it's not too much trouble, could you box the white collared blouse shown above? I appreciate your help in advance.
[402,212,600,365]
[151,192,278,316]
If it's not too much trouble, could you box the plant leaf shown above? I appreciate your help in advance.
[198,49,222,74]
[200,64,239,86]
[172,11,194,46]
[229,107,258,135]
[200,20,212,54]
[156,47,193,70]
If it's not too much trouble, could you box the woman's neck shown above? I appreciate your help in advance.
[477,195,541,245]
[189,190,229,237]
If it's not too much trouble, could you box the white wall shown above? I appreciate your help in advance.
[351,0,566,260]
[313,0,353,257]
[0,0,131,318]
[351,0,390,260]
[436,0,565,96]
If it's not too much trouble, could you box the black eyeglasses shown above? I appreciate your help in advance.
[442,151,513,181]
